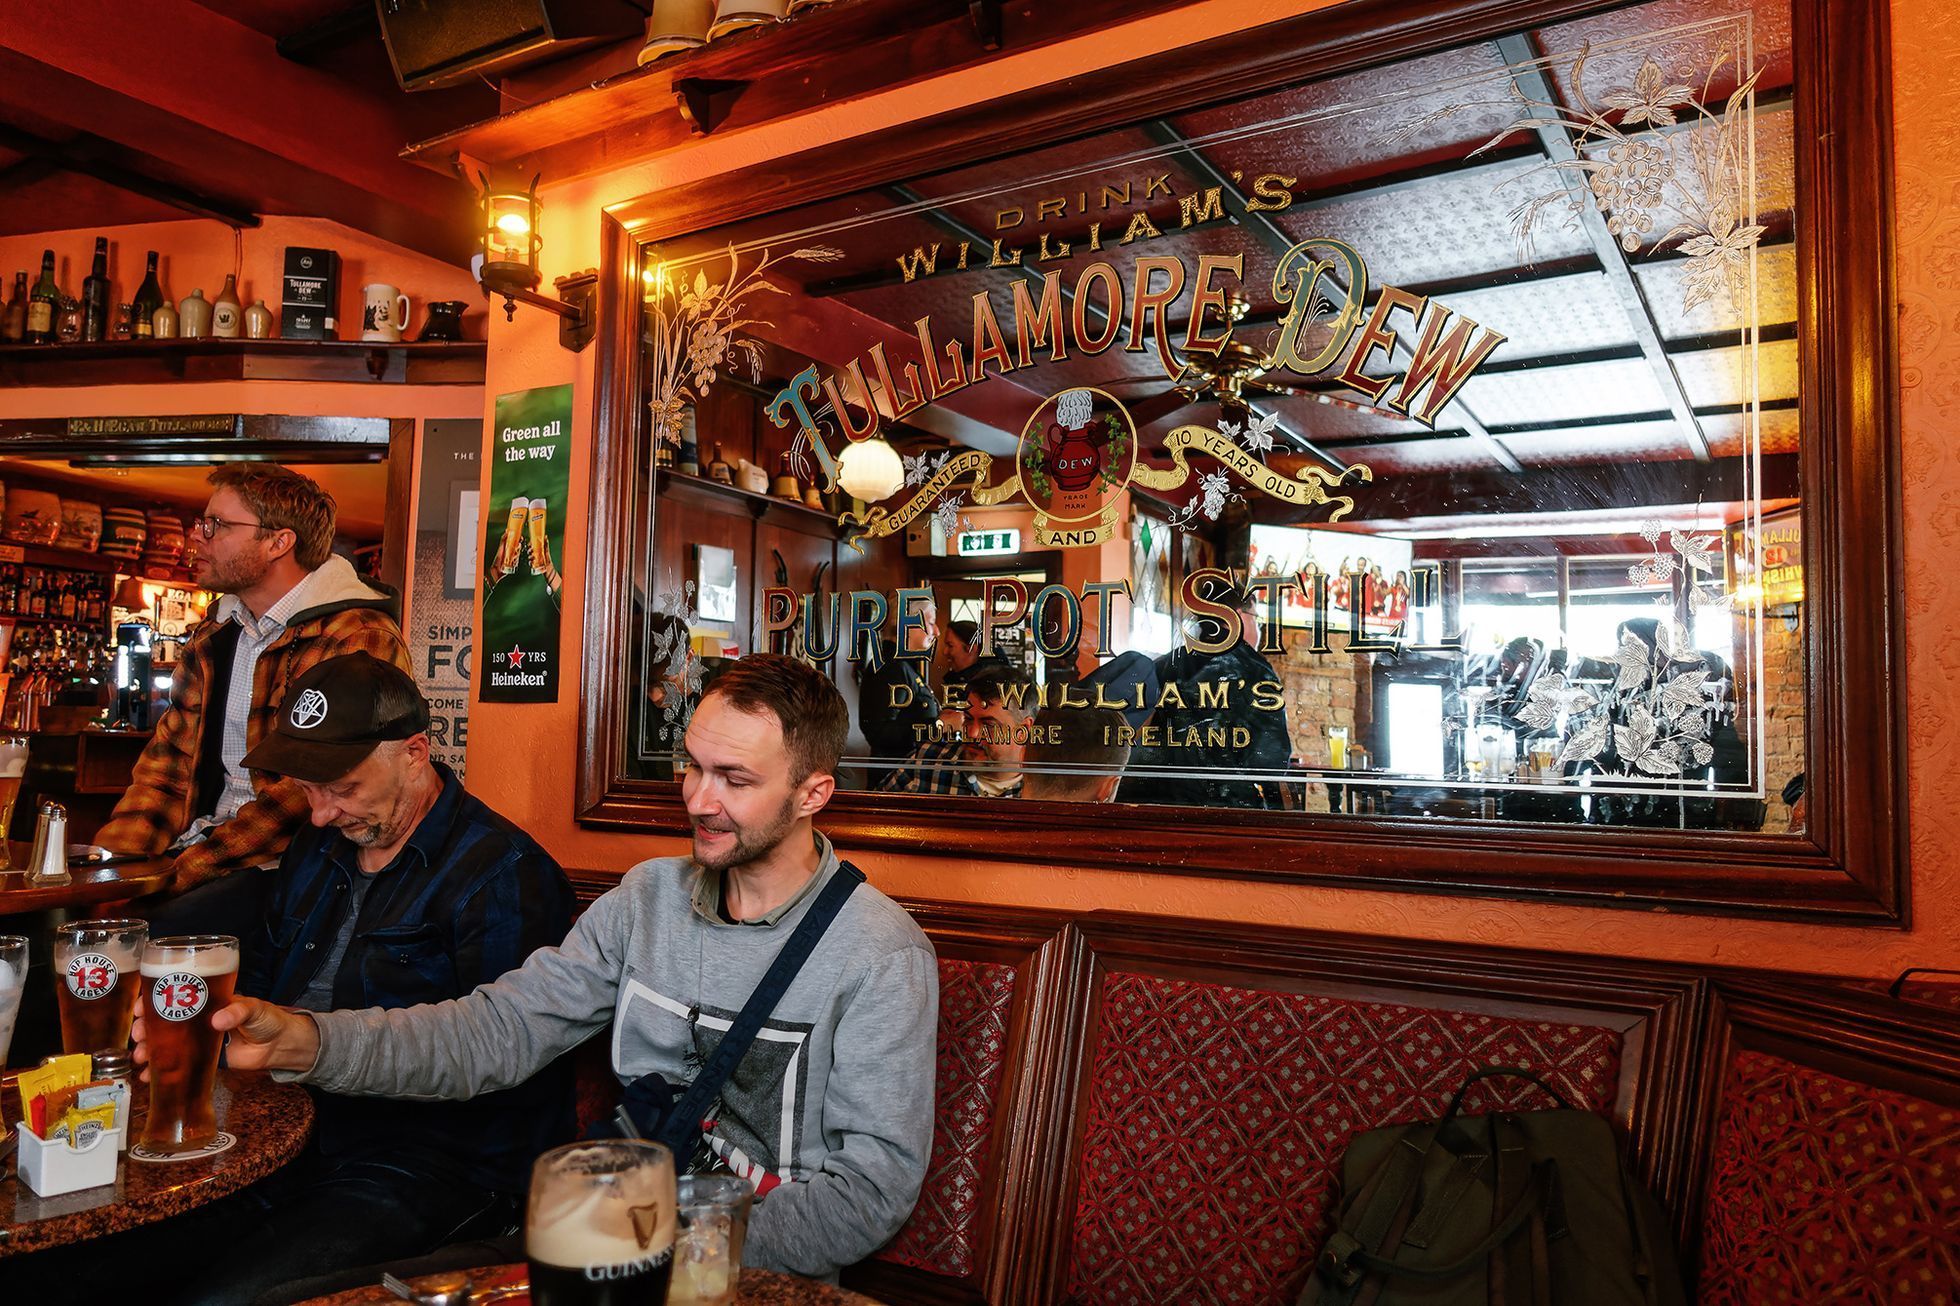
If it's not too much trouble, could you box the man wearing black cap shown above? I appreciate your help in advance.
[18,653,576,1303]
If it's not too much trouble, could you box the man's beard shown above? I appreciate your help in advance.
[196,551,270,595]
[693,793,800,872]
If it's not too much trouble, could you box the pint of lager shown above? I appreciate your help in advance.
[490,497,531,583]
[526,1139,676,1306]
[54,918,147,1056]
[526,498,552,575]
[139,935,239,1154]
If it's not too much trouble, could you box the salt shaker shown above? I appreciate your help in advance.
[25,799,71,886]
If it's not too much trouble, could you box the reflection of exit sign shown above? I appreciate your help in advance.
[957,529,1020,556]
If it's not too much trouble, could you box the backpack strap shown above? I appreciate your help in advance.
[654,858,866,1157]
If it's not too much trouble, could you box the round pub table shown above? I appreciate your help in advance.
[0,1068,314,1257]
[297,1264,888,1305]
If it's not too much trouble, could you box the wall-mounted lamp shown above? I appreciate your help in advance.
[474,173,598,352]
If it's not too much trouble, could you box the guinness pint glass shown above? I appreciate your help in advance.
[139,935,238,1154]
[54,918,147,1055]
[526,1139,676,1306]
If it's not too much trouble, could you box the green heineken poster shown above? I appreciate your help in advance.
[479,384,571,703]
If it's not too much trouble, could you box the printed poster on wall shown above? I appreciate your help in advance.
[410,417,481,774]
[479,384,571,703]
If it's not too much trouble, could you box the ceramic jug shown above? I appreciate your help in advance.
[177,289,211,339]
[243,300,274,339]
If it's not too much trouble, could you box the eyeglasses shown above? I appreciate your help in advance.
[192,515,268,540]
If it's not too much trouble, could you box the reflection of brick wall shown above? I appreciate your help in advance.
[1759,607,1806,834]
[1274,629,1372,811]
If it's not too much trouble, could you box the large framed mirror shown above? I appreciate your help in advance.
[581,0,1904,921]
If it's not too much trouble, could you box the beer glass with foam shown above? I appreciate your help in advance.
[139,935,239,1154]
[497,498,531,578]
[526,1139,676,1306]
[55,919,148,1056]
[526,498,552,575]
[0,935,26,1075]
[0,734,28,871]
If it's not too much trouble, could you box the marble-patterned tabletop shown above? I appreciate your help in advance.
[0,1068,314,1256]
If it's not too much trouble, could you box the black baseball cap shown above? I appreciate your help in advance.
[241,652,430,783]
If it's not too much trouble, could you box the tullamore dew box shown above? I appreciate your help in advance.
[280,246,340,339]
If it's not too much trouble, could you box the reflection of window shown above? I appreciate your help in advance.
[1460,559,1562,655]
[1386,682,1445,776]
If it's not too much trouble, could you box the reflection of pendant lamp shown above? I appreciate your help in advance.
[111,576,152,616]
[836,436,904,503]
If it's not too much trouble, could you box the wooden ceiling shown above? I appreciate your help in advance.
[0,0,498,258]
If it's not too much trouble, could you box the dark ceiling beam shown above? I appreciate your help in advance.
[275,2,380,64]
[1315,452,1799,524]
[0,153,60,190]
[0,120,261,227]
[1493,32,1710,464]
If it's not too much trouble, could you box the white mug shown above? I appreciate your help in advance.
[639,0,714,63]
[708,0,786,39]
[361,283,411,343]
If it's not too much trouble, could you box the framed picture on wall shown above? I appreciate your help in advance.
[695,544,737,624]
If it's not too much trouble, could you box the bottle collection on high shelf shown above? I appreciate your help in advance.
[5,242,271,343]
[2,239,464,346]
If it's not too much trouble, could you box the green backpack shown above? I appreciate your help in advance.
[1301,1068,1686,1306]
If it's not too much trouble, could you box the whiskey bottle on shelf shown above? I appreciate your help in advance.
[2,271,25,342]
[81,237,111,343]
[130,251,163,339]
[25,250,58,345]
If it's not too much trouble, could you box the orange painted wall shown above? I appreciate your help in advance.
[0,215,484,423]
[460,0,1957,980]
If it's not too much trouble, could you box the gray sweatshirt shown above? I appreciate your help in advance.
[289,834,939,1279]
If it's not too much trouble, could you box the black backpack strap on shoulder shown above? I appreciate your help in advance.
[655,858,867,1156]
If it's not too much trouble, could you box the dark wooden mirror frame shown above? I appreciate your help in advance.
[579,0,1906,924]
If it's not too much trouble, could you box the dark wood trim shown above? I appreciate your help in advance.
[381,418,415,600]
[1677,979,1960,1281]
[843,902,1078,1306]
[576,213,642,830]
[576,0,1909,924]
[0,339,486,389]
[1031,914,1707,1297]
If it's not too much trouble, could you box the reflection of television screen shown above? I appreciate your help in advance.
[1247,525,1415,634]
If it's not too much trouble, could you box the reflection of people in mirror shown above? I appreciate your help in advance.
[856,586,942,784]
[879,664,1036,798]
[1117,577,1292,810]
[1020,706,1131,803]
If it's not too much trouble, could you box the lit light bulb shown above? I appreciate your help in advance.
[495,211,531,236]
[836,436,905,502]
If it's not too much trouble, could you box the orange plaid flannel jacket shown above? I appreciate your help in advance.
[95,586,411,894]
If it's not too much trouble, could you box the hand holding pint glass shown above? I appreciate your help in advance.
[526,1139,676,1306]
[138,935,238,1154]
[489,497,531,586]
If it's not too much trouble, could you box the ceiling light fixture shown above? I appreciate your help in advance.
[835,434,905,502]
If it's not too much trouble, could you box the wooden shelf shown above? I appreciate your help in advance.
[399,0,1180,183]
[0,543,122,574]
[0,339,486,389]
[655,467,843,536]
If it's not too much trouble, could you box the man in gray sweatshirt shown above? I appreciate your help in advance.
[139,654,939,1282]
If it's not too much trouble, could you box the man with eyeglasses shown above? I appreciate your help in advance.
[97,463,411,935]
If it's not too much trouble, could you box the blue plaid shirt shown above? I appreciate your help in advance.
[876,737,1023,798]
[241,760,576,1193]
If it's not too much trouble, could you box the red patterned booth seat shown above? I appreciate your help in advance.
[874,957,1021,1278]
[1061,971,1628,1305]
[1697,1048,1960,1304]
